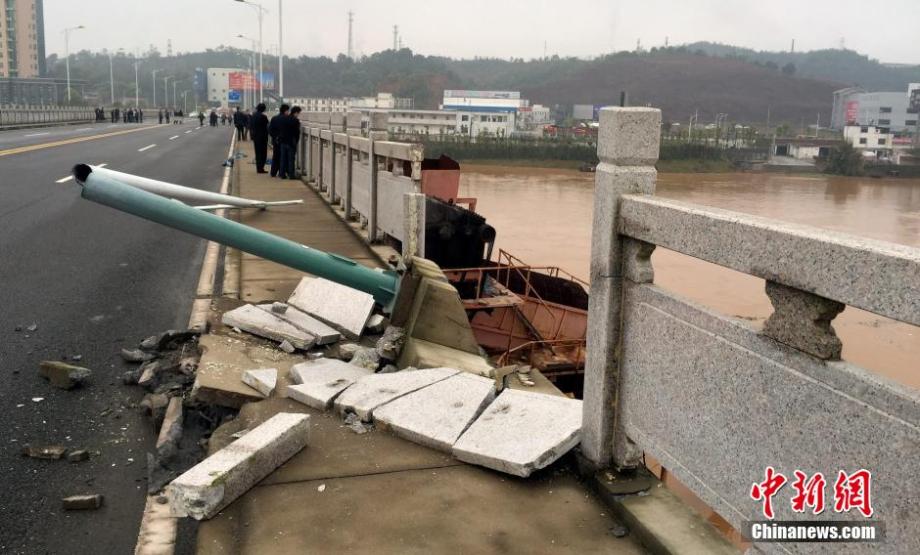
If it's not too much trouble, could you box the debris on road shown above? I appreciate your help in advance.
[270,302,287,314]
[287,277,375,339]
[278,340,295,354]
[67,449,90,462]
[38,360,92,390]
[167,412,310,520]
[26,323,38,332]
[343,412,373,434]
[121,348,156,363]
[221,304,316,350]
[334,343,360,361]
[21,445,67,460]
[286,359,373,410]
[257,304,340,345]
[376,326,406,362]
[365,314,387,334]
[349,347,381,371]
[242,368,277,397]
[62,494,103,510]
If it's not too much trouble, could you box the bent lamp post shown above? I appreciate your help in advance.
[72,164,399,309]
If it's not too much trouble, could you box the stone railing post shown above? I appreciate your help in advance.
[317,134,325,191]
[402,192,426,258]
[367,132,385,242]
[582,107,661,470]
[344,135,354,219]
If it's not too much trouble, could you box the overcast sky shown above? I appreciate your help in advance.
[44,0,920,64]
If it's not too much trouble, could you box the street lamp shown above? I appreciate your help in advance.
[163,76,171,109]
[62,25,85,103]
[234,0,267,103]
[278,0,284,99]
[133,52,141,108]
[152,69,160,107]
[182,90,191,114]
[107,51,114,105]
[238,35,257,109]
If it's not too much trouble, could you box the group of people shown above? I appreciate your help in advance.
[244,103,302,179]
[94,107,144,123]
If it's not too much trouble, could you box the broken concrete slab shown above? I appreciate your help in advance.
[62,494,103,510]
[21,445,67,460]
[335,343,360,361]
[38,361,92,390]
[365,314,387,334]
[349,347,380,371]
[287,277,374,339]
[374,372,496,452]
[333,367,460,421]
[242,368,277,397]
[256,304,340,345]
[286,359,374,410]
[397,337,494,377]
[167,412,310,520]
[221,304,316,350]
[376,326,406,361]
[278,340,296,354]
[452,389,582,478]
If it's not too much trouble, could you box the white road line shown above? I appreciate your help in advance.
[55,175,73,183]
[77,127,94,131]
[138,144,157,152]
[184,130,193,134]
[169,135,180,140]
[195,127,201,130]
[25,132,49,137]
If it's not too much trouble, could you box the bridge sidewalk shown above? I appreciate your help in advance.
[191,139,644,554]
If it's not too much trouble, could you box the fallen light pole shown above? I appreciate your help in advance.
[86,165,302,210]
[73,164,399,308]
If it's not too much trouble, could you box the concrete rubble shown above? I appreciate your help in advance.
[121,348,156,363]
[452,389,583,478]
[221,304,316,350]
[287,277,375,339]
[334,367,460,421]
[21,445,67,460]
[349,347,381,371]
[242,368,278,397]
[257,303,340,345]
[374,372,496,452]
[286,359,374,410]
[62,494,104,510]
[365,314,387,334]
[167,412,310,520]
[38,361,92,390]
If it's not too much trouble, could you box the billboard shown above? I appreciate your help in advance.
[193,68,207,95]
[444,90,520,100]
[908,83,920,114]
[259,72,275,90]
[228,71,276,91]
[228,90,241,102]
[845,100,859,124]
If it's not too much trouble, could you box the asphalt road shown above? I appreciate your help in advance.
[0,121,233,554]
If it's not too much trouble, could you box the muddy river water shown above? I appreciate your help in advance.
[460,165,920,390]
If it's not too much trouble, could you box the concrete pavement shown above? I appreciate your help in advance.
[0,120,232,554]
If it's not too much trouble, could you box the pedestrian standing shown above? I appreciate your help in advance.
[198,111,206,127]
[165,109,170,124]
[268,104,289,177]
[139,109,144,123]
[250,103,269,174]
[278,106,302,179]
[210,110,218,127]
[233,107,246,141]
[158,109,163,124]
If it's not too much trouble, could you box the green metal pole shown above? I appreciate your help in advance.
[73,165,399,308]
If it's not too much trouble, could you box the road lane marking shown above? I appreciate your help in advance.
[25,132,50,137]
[196,126,201,130]
[77,127,94,131]
[0,126,162,158]
[138,144,157,152]
[55,175,73,183]
[169,135,179,140]
[185,130,193,134]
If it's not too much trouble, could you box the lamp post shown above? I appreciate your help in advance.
[172,80,178,110]
[108,51,114,105]
[234,0,266,103]
[278,0,283,99]
[62,25,85,103]
[134,53,140,108]
[182,90,190,114]
[152,69,160,107]
[163,76,171,109]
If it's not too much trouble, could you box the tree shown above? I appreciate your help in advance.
[781,62,797,75]
[825,143,863,176]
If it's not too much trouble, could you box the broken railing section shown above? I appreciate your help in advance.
[583,107,920,551]
[297,111,428,259]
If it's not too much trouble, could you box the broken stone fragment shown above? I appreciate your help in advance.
[286,359,373,410]
[365,314,387,334]
[167,412,310,520]
[349,347,381,371]
[287,277,375,339]
[139,334,160,351]
[21,445,67,460]
[256,304,340,345]
[62,494,103,510]
[123,369,142,385]
[334,367,460,421]
[379,364,399,374]
[375,326,406,362]
[38,361,92,390]
[242,368,277,397]
[270,302,288,314]
[156,329,200,351]
[335,343,360,362]
[278,340,296,354]
[67,449,90,462]
[121,348,156,363]
[221,304,316,350]
[140,393,171,422]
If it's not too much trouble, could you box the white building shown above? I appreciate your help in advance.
[285,96,349,112]
[385,109,459,136]
[844,125,892,150]
[284,92,413,113]
[441,90,528,113]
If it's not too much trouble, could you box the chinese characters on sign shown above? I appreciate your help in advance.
[751,468,873,519]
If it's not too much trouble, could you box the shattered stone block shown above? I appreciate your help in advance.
[375,326,406,362]
[287,277,375,339]
[62,494,103,510]
[333,367,460,421]
[365,314,387,334]
[21,445,67,460]
[452,389,582,478]
[122,348,156,363]
[242,368,277,397]
[335,343,360,361]
[221,304,316,350]
[286,359,373,410]
[257,304,340,345]
[38,361,92,390]
[374,372,496,452]
[168,413,310,520]
[349,347,381,371]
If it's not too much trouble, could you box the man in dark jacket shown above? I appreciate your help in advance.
[268,104,289,177]
[233,107,247,140]
[278,106,301,179]
[250,103,270,174]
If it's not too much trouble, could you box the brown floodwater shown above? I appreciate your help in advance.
[459,165,920,390]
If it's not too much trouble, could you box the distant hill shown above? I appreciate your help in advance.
[685,42,920,91]
[49,44,890,125]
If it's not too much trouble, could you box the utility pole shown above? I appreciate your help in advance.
[134,52,140,108]
[278,0,284,99]
[152,69,159,107]
[164,76,171,109]
[791,38,795,53]
[108,52,115,105]
[393,25,398,50]
[348,11,354,59]
[62,25,85,103]
[172,81,178,110]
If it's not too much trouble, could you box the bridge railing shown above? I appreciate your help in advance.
[583,107,920,553]
[0,105,96,127]
[297,111,426,258]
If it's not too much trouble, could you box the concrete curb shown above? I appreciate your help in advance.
[134,128,237,555]
[0,119,96,131]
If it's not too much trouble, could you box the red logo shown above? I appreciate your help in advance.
[751,468,874,519]
[750,466,787,519]
[833,470,874,518]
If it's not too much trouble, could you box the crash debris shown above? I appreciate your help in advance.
[242,368,278,397]
[62,494,104,510]
[287,277,375,339]
[38,361,92,390]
